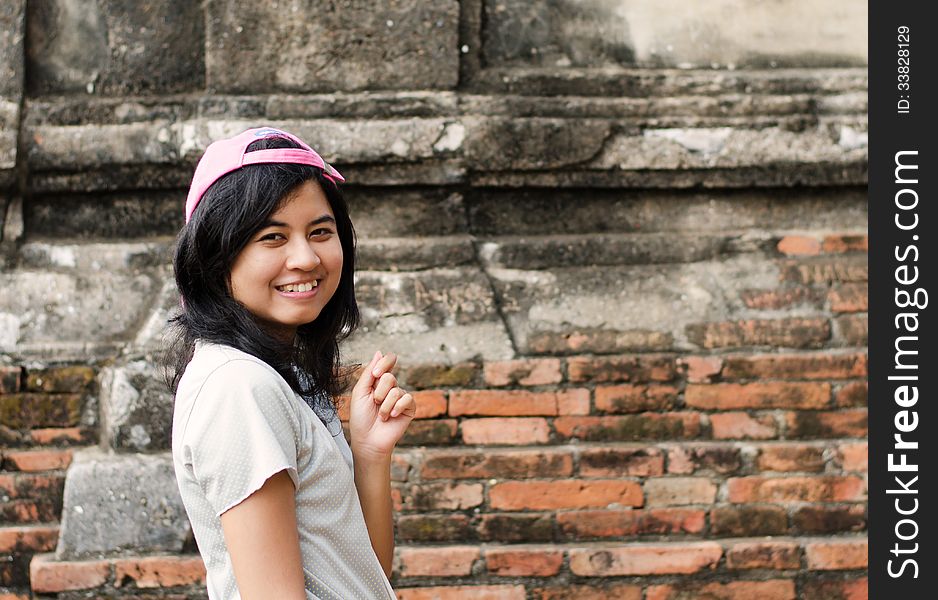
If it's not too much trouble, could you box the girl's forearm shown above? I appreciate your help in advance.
[353,452,394,577]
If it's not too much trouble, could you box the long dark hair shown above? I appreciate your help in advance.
[165,136,359,418]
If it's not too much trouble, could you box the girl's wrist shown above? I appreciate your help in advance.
[351,444,393,466]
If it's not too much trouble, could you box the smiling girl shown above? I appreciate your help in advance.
[167,127,414,599]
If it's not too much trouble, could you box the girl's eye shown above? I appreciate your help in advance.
[258,232,285,241]
[310,228,333,238]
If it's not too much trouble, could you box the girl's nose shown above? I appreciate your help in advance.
[285,238,321,271]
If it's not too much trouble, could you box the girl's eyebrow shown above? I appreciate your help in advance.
[262,214,336,227]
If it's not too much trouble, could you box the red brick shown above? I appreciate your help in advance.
[710,506,789,536]
[595,384,677,413]
[24,367,95,393]
[726,541,800,569]
[400,483,484,511]
[460,417,549,445]
[557,508,705,538]
[531,583,642,600]
[485,547,563,576]
[780,257,868,284]
[420,449,573,480]
[644,477,716,506]
[29,554,110,593]
[390,452,413,482]
[578,447,664,477]
[721,352,867,380]
[400,420,458,446]
[802,577,868,600]
[113,556,206,588]
[0,499,61,523]
[397,514,473,542]
[805,538,868,570]
[686,382,830,410]
[529,329,671,355]
[0,394,83,428]
[646,580,796,600]
[398,546,479,577]
[569,542,721,576]
[829,283,868,312]
[710,412,777,439]
[2,449,73,472]
[449,389,588,417]
[837,442,868,471]
[0,473,65,500]
[792,505,867,534]
[0,525,59,553]
[777,235,821,256]
[413,391,447,419]
[396,585,526,600]
[28,427,85,445]
[666,446,742,475]
[555,413,700,442]
[401,363,479,389]
[686,318,831,349]
[835,382,867,407]
[727,476,866,503]
[566,354,676,383]
[836,314,868,346]
[784,409,868,438]
[822,234,868,254]
[0,366,22,394]
[483,359,562,387]
[489,480,642,510]
[740,287,824,310]
[478,513,554,543]
[757,444,826,472]
[681,356,723,383]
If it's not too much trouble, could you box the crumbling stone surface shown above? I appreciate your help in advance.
[56,449,190,559]
[0,0,24,177]
[480,0,866,70]
[204,0,459,93]
[100,360,174,452]
[26,0,205,96]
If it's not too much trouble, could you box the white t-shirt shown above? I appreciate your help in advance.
[171,342,395,600]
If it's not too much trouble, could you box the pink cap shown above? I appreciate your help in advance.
[184,126,345,223]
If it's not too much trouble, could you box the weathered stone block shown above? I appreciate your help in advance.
[205,0,459,93]
[26,0,204,95]
[0,0,24,175]
[0,270,155,352]
[482,0,635,68]
[481,0,866,69]
[467,188,868,236]
[56,449,190,559]
[344,268,513,364]
[100,361,174,452]
[490,257,780,354]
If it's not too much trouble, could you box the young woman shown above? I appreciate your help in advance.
[167,127,415,599]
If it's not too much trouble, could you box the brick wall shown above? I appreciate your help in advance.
[1,0,867,598]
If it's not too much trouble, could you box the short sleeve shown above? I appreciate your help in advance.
[181,359,301,516]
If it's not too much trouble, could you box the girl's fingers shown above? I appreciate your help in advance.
[390,393,415,418]
[371,352,398,378]
[373,372,398,404]
[353,351,382,398]
[378,387,404,420]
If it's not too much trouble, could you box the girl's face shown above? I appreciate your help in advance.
[229,180,344,339]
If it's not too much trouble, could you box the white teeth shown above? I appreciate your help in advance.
[278,281,318,292]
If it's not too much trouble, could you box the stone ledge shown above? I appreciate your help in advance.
[22,114,868,191]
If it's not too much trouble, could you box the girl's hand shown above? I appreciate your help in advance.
[348,351,416,460]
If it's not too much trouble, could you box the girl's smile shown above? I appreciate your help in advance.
[229,179,343,338]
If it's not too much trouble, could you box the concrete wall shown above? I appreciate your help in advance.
[1,1,867,598]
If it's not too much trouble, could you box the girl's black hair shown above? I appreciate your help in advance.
[164,136,359,418]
